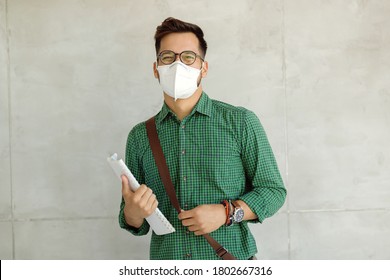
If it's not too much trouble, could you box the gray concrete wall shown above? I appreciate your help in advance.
[0,0,389,259]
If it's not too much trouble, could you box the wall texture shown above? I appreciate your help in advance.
[0,0,389,259]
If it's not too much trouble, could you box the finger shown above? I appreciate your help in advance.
[181,218,196,227]
[121,175,132,196]
[140,186,154,200]
[178,210,193,220]
[144,198,159,216]
[139,191,158,217]
[151,198,159,212]
[187,225,200,232]
[132,184,149,199]
[132,185,150,206]
[139,190,156,210]
[145,192,157,206]
[136,188,153,207]
[194,230,204,236]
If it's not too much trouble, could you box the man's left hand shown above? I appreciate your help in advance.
[178,204,226,235]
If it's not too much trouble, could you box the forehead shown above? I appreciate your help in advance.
[159,32,200,53]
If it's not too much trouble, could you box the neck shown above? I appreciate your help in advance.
[164,87,203,121]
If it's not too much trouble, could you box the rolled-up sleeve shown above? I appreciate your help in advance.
[238,110,286,223]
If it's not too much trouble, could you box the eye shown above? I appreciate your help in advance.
[181,52,196,64]
[160,51,175,64]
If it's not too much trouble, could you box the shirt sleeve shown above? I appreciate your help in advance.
[238,110,287,223]
[118,123,150,236]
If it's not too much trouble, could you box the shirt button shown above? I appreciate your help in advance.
[181,150,186,155]
[185,253,192,258]
[183,176,187,181]
[182,125,186,129]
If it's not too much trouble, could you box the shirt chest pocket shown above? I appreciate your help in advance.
[195,139,245,197]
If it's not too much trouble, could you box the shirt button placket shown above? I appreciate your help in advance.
[180,124,192,260]
[180,120,192,260]
[179,120,187,207]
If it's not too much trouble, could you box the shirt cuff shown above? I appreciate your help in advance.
[239,192,267,224]
[119,211,150,236]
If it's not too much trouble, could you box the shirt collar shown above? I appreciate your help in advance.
[155,102,171,124]
[194,92,212,117]
[155,92,212,124]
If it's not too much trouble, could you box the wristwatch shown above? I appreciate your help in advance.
[231,200,244,224]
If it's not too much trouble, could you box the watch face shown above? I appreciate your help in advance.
[234,209,244,223]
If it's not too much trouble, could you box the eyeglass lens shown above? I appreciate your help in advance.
[159,51,198,65]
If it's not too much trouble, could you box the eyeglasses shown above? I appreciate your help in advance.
[157,50,204,66]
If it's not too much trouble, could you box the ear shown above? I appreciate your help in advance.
[153,62,159,79]
[201,61,208,78]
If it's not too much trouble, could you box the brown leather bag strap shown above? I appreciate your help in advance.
[145,118,181,213]
[203,233,237,260]
[145,117,236,260]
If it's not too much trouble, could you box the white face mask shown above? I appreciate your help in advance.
[157,61,201,101]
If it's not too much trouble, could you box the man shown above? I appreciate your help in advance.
[119,17,286,260]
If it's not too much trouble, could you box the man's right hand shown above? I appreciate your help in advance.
[121,175,158,228]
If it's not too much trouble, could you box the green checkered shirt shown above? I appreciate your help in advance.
[119,92,286,260]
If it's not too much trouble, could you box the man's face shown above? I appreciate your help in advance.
[154,32,208,81]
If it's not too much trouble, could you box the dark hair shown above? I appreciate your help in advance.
[154,17,208,58]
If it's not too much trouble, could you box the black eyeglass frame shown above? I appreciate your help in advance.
[157,50,205,66]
